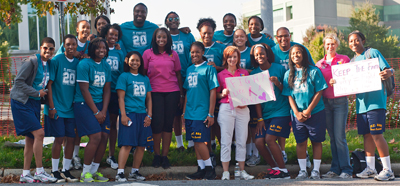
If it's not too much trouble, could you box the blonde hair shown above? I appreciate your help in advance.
[323,33,340,46]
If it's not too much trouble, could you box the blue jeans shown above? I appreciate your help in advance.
[323,97,353,175]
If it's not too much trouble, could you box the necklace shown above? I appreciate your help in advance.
[204,42,215,56]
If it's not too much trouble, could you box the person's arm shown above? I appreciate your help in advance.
[302,90,323,118]
[270,76,283,91]
[205,88,217,127]
[79,82,105,124]
[179,27,191,34]
[255,104,266,135]
[13,58,42,97]
[144,91,152,127]
[288,95,307,122]
[47,80,57,119]
[176,71,184,108]
[181,92,188,125]
[101,82,111,118]
[117,89,130,126]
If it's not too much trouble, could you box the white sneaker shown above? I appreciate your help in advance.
[356,166,377,179]
[322,171,338,178]
[72,156,82,170]
[128,171,146,181]
[240,170,254,180]
[309,170,320,179]
[34,171,58,183]
[339,172,352,179]
[374,168,395,181]
[20,174,35,183]
[221,171,230,180]
[115,172,127,182]
[296,170,308,179]
[245,155,260,166]
[106,156,119,170]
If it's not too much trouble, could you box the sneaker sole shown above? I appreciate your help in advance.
[356,174,377,179]
[271,177,291,179]
[374,176,395,181]
[94,179,109,182]
[80,180,94,182]
[66,178,79,182]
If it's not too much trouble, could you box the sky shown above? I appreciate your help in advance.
[110,0,252,39]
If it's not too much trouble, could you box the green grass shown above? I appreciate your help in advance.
[1,129,400,168]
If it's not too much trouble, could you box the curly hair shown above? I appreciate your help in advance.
[288,44,309,89]
[88,38,109,60]
[197,18,216,31]
[249,43,274,68]
[99,23,122,42]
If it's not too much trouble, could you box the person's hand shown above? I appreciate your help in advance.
[39,89,47,97]
[49,109,58,119]
[207,61,217,68]
[204,116,214,128]
[144,115,151,127]
[379,69,393,80]
[81,54,90,59]
[181,114,185,126]
[302,109,311,119]
[256,120,266,135]
[88,34,96,41]
[120,114,130,126]
[329,79,336,87]
[179,27,191,34]
[179,97,184,109]
[237,105,247,109]
[215,41,223,44]
[221,88,230,98]
[265,33,273,39]
[95,111,105,124]
[115,43,121,50]
[73,51,82,59]
[295,112,307,123]
[270,76,280,86]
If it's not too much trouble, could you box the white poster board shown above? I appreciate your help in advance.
[332,58,382,97]
[225,70,276,107]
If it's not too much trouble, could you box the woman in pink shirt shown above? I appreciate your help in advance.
[216,46,254,180]
[315,33,352,179]
[143,27,183,169]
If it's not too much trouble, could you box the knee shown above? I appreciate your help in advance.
[54,137,64,145]
[265,136,276,146]
[254,138,265,148]
[34,129,45,140]
[90,133,102,144]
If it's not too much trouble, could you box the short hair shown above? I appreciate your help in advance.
[276,27,290,34]
[223,13,236,23]
[124,51,145,76]
[248,16,264,31]
[197,18,216,31]
[40,37,55,47]
[151,27,173,55]
[87,38,109,60]
[133,3,147,12]
[222,46,241,69]
[63,34,77,45]
[100,23,122,41]
[77,20,90,29]
[190,41,208,62]
[164,11,179,26]
[348,30,366,42]
[250,43,275,68]
[94,15,110,30]
[232,29,249,47]
[323,33,340,46]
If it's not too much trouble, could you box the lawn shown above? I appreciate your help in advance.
[1,128,400,168]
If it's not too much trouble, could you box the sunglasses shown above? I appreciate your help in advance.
[168,17,180,22]
[42,46,55,51]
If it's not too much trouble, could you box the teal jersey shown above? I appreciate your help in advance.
[74,58,111,103]
[106,48,125,92]
[116,72,152,114]
[30,54,49,100]
[271,42,315,70]
[354,48,390,113]
[247,33,276,48]
[282,65,327,116]
[203,42,226,67]
[55,39,89,56]
[45,54,79,118]
[239,47,253,70]
[251,64,290,119]
[171,31,196,78]
[183,62,219,120]
[212,30,233,46]
[120,20,159,55]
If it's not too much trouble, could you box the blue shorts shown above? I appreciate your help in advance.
[185,119,211,142]
[11,99,42,139]
[248,105,258,128]
[292,110,326,143]
[44,115,76,138]
[118,112,153,147]
[74,102,110,137]
[357,109,386,135]
[255,116,291,139]
[108,92,119,115]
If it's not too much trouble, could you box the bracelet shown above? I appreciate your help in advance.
[180,95,184,98]
[181,113,185,117]
[147,115,152,120]
[390,68,395,75]
[257,118,264,122]
[94,110,100,116]
[49,108,56,111]
[38,92,40,97]
[207,113,214,118]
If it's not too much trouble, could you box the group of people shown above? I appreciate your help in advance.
[10,2,396,183]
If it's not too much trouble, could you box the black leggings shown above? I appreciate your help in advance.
[151,91,180,134]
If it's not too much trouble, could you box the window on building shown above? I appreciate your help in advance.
[286,6,293,20]
[384,5,400,21]
[28,3,47,51]
[0,22,19,50]
[273,8,284,23]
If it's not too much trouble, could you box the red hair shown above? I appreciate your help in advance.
[222,46,241,69]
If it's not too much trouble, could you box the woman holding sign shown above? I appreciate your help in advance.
[282,44,328,179]
[315,33,353,179]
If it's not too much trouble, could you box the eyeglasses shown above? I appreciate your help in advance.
[41,46,55,51]
[168,17,180,22]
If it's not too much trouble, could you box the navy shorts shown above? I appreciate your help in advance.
[74,102,110,137]
[185,119,211,142]
[291,110,326,143]
[44,115,76,138]
[357,109,386,135]
[255,116,291,139]
[118,112,153,147]
[248,105,258,128]
[11,99,42,139]
[108,92,119,115]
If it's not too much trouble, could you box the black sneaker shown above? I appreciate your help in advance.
[264,169,277,179]
[210,152,217,168]
[51,171,65,183]
[270,170,291,179]
[60,169,78,182]
[203,166,216,180]
[186,166,206,180]
[161,156,171,169]
[152,155,161,168]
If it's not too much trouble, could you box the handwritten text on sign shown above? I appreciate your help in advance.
[332,58,382,97]
[226,70,276,107]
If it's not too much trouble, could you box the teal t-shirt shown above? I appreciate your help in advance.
[212,30,233,46]
[116,72,152,114]
[55,39,89,56]
[106,48,125,92]
[239,47,252,70]
[30,54,49,100]
[183,62,219,120]
[203,42,226,67]
[120,20,159,55]
[74,58,111,103]
[171,31,196,78]
[247,33,276,48]
[282,65,328,116]
[354,48,390,113]
[271,42,314,70]
[46,54,79,118]
[251,64,290,119]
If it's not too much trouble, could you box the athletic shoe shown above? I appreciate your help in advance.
[221,171,230,180]
[187,146,194,152]
[72,156,82,170]
[152,155,162,168]
[309,170,321,179]
[210,152,217,168]
[339,172,353,179]
[60,169,79,182]
[306,152,312,169]
[374,168,395,181]
[106,156,118,170]
[128,171,146,181]
[176,146,185,152]
[322,171,338,179]
[356,166,377,178]
[115,172,127,182]
[203,166,216,180]
[295,170,308,179]
[34,171,57,183]
[92,172,109,182]
[186,166,206,180]
[20,174,35,183]
[264,169,277,179]
[246,154,252,161]
[246,155,260,166]
[80,172,94,182]
[161,156,171,169]
[211,143,216,151]
[51,171,65,183]
[240,170,254,180]
[270,170,290,179]
[282,152,288,164]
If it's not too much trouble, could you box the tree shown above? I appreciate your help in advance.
[236,14,249,33]
[0,26,11,93]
